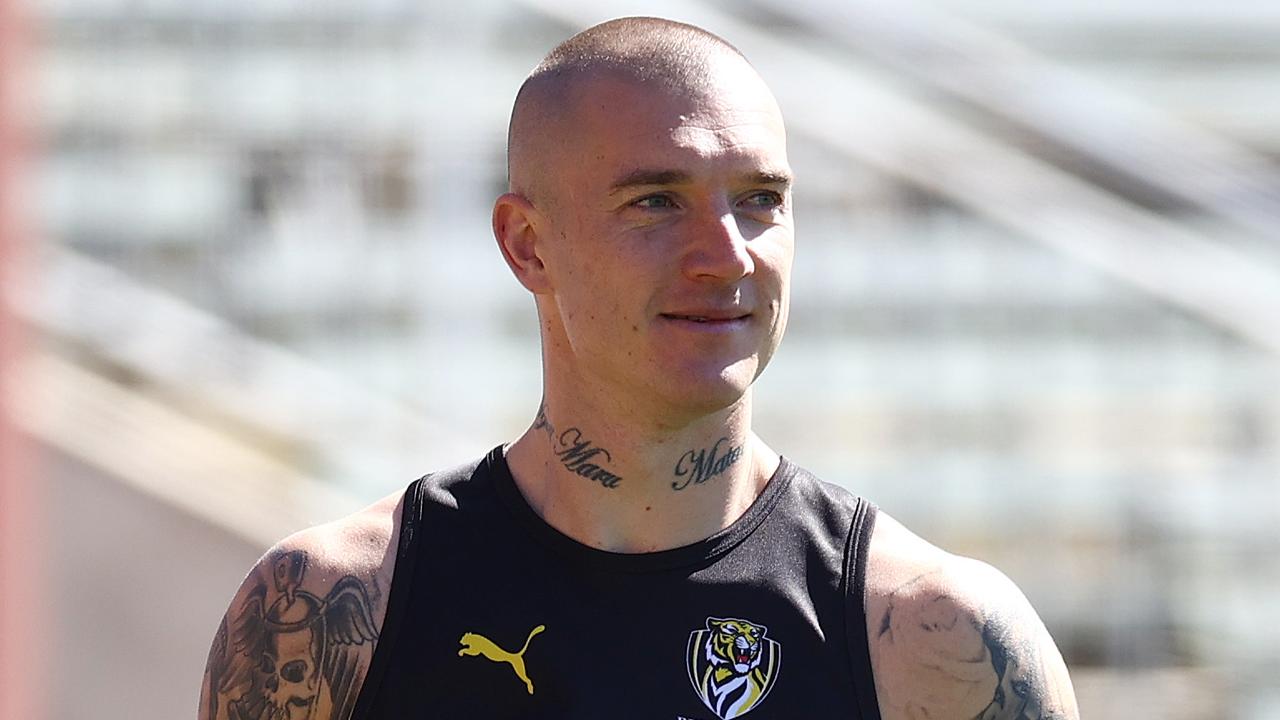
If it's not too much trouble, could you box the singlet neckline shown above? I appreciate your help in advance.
[487,444,797,574]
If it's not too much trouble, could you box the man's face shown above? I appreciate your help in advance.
[535,62,794,420]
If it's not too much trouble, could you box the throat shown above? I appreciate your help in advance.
[505,394,779,552]
[505,428,780,554]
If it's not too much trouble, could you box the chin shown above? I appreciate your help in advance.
[653,359,758,417]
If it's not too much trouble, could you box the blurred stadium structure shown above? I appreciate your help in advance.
[2,0,1279,717]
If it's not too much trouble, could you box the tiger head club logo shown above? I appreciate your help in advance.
[686,616,781,719]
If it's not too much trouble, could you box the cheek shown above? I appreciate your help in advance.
[549,260,645,353]
[560,246,655,322]
[758,228,795,274]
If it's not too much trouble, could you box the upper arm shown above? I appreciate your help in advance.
[199,494,400,720]
[865,516,1079,720]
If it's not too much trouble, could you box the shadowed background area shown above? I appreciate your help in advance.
[2,0,1279,718]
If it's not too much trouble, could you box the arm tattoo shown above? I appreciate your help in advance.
[671,437,744,491]
[876,571,1072,720]
[551,427,623,489]
[974,609,1061,720]
[203,550,379,720]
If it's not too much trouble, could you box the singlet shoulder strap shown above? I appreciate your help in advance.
[844,497,882,720]
[349,474,428,720]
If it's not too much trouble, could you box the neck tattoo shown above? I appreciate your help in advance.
[672,437,744,491]
[532,401,556,440]
[552,427,623,489]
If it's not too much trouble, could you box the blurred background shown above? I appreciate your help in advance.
[2,0,1279,718]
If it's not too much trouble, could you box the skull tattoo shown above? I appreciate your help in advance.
[208,552,378,720]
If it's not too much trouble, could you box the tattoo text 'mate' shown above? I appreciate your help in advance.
[672,437,744,491]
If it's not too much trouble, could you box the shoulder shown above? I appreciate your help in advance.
[248,486,405,628]
[862,511,1080,720]
[199,488,407,720]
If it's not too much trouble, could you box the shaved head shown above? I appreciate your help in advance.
[492,17,793,420]
[507,17,767,206]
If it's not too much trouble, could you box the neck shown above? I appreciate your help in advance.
[504,388,780,553]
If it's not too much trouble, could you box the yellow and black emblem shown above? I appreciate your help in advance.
[686,616,781,719]
[458,624,545,695]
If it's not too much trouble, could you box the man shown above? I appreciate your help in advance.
[200,17,1079,720]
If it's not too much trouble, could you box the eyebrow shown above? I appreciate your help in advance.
[608,168,793,194]
[609,169,691,193]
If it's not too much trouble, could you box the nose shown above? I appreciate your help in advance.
[681,206,755,283]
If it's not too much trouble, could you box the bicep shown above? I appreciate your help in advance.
[970,592,1078,719]
[198,543,384,720]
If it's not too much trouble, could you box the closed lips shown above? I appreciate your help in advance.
[660,312,751,322]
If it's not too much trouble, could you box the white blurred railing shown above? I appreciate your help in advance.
[758,0,1280,239]
[6,245,490,535]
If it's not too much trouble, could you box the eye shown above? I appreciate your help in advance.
[632,193,678,210]
[280,660,309,683]
[740,190,783,210]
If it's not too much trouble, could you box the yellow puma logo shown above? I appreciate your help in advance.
[458,624,546,695]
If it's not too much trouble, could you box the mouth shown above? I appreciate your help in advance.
[659,312,752,326]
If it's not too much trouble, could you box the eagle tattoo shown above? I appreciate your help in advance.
[206,551,379,720]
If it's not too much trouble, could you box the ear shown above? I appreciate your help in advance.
[493,192,553,295]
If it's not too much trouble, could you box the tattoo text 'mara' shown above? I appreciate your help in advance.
[554,427,623,489]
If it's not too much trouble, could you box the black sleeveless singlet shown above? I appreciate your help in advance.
[350,445,882,720]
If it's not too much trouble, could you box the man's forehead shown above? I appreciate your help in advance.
[572,71,785,153]
[600,129,789,177]
[571,63,775,116]
[507,49,787,201]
